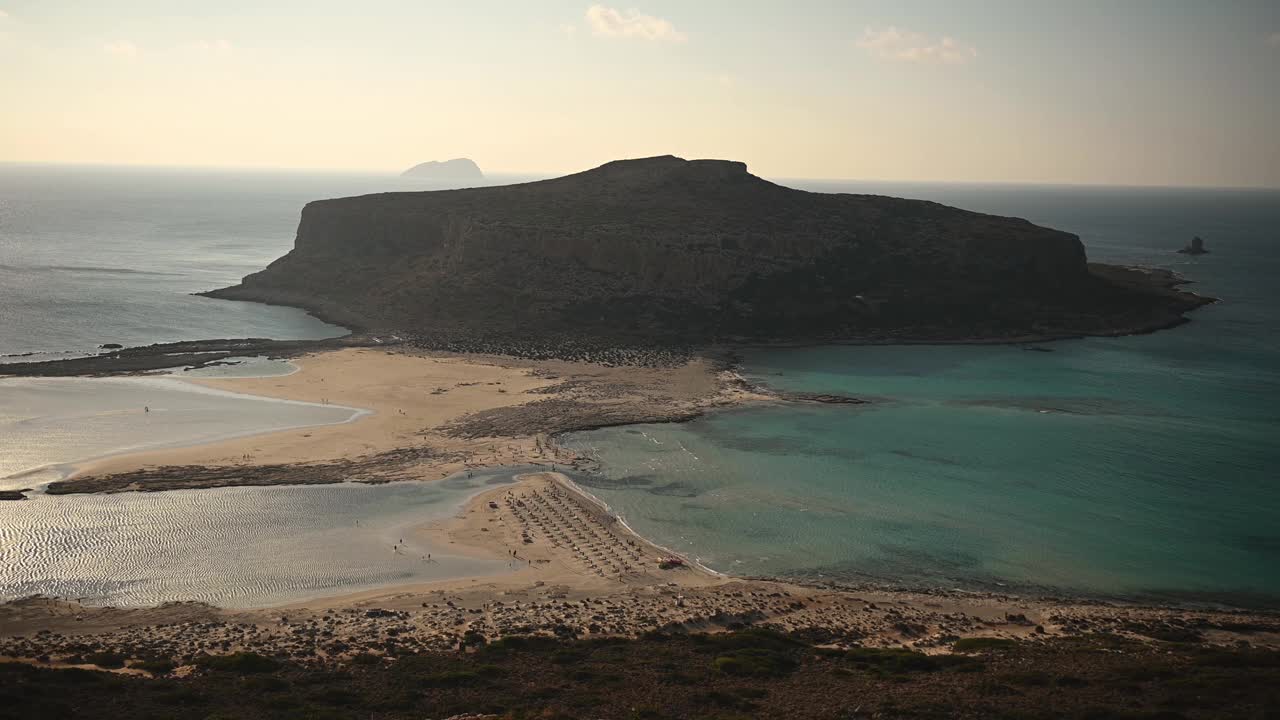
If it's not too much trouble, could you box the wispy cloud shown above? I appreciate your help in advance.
[190,38,235,53]
[585,5,686,42]
[1267,32,1280,48]
[856,27,976,65]
[103,40,139,57]
[0,9,9,20]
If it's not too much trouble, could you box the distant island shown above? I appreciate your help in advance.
[1178,236,1209,255]
[208,155,1212,347]
[400,158,484,181]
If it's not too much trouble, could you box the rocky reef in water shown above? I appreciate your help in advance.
[1178,236,1209,255]
[206,155,1212,345]
[400,158,484,181]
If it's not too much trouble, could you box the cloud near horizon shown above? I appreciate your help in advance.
[857,26,976,64]
[190,38,234,53]
[103,40,139,57]
[585,5,686,42]
[1267,32,1280,47]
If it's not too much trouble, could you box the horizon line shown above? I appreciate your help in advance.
[2,159,1277,193]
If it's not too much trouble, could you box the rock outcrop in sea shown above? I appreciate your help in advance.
[207,155,1212,344]
[1177,236,1209,255]
[400,158,484,181]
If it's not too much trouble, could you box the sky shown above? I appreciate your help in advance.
[2,1,1278,187]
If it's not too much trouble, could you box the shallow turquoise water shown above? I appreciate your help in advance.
[0,468,525,607]
[0,376,362,490]
[567,184,1280,608]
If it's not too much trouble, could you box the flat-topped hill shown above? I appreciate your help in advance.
[207,156,1210,344]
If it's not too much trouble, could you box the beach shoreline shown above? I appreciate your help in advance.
[4,345,1278,673]
[38,346,766,496]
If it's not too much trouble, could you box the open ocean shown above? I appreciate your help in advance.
[2,164,1278,608]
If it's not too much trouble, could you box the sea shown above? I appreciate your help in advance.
[1,163,1277,608]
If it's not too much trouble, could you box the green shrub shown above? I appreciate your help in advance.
[483,634,561,653]
[953,637,1017,653]
[195,652,279,674]
[85,651,125,669]
[1002,670,1051,686]
[699,628,806,653]
[1192,648,1280,669]
[845,647,940,673]
[712,648,797,677]
[423,670,486,687]
[129,659,175,675]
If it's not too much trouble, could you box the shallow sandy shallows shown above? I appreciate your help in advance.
[78,349,558,480]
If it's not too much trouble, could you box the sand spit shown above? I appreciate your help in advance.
[48,347,766,494]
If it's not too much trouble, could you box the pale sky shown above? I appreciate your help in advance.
[2,1,1278,187]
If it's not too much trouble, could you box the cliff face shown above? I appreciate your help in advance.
[208,156,1209,343]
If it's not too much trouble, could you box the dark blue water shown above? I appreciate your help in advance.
[0,164,521,360]
[568,182,1280,608]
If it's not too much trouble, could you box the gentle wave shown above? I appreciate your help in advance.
[0,263,184,277]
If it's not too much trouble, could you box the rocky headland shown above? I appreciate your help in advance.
[206,155,1212,347]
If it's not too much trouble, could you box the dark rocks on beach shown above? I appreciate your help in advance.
[0,489,30,501]
[0,335,385,377]
[1178,236,1209,255]
[785,392,869,405]
[98,343,124,349]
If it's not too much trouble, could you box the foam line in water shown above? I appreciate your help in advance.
[552,470,726,578]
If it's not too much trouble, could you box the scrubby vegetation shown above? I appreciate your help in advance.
[1,631,1278,719]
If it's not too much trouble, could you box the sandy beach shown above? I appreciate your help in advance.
[4,347,1278,676]
[50,347,761,494]
[3,466,1278,671]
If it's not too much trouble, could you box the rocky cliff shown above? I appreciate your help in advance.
[207,156,1210,344]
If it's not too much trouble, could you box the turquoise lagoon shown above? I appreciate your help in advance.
[565,184,1280,608]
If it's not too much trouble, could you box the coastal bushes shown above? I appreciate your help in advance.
[843,647,940,674]
[700,629,806,678]
[953,637,1018,652]
[194,651,279,674]
[84,651,125,669]
[128,658,175,675]
[711,648,797,677]
[4,632,1280,719]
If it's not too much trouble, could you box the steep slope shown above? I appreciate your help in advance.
[207,156,1210,344]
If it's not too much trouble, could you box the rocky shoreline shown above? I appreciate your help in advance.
[1,261,1213,382]
[0,335,391,377]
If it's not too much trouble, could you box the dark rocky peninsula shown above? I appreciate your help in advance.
[401,158,484,181]
[206,155,1212,346]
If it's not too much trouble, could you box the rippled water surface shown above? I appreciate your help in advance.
[0,376,361,490]
[567,183,1280,608]
[0,470,520,607]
